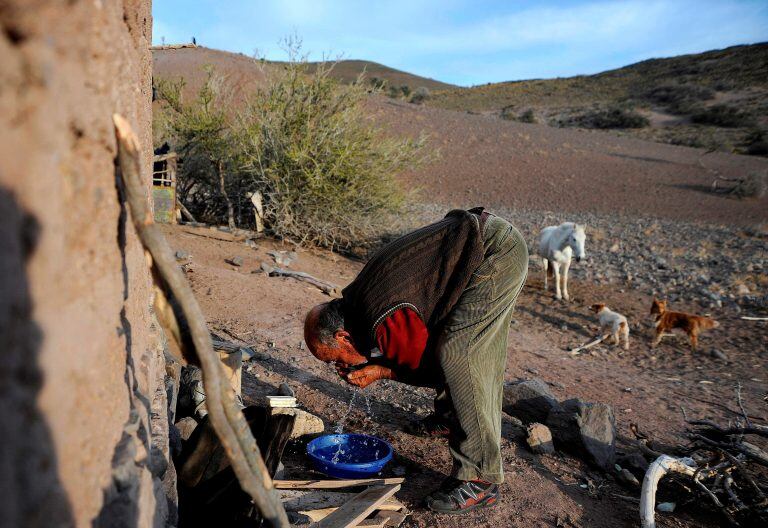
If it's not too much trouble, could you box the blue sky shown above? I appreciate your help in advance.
[153,1,768,86]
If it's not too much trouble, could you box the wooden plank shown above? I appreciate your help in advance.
[300,498,403,523]
[375,511,407,527]
[280,489,403,513]
[274,478,404,490]
[314,484,400,528]
[356,517,388,528]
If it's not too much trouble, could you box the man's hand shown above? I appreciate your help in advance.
[344,365,393,389]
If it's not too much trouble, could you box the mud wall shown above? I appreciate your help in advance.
[0,1,175,526]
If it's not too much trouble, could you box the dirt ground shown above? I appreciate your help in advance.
[163,219,766,528]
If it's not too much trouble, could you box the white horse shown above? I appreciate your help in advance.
[537,222,586,301]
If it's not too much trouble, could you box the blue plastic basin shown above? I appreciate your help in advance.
[306,433,393,479]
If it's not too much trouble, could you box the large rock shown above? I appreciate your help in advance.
[503,378,561,423]
[546,398,616,470]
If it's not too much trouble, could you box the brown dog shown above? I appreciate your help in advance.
[650,298,719,350]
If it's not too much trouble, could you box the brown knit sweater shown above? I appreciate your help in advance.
[341,208,486,354]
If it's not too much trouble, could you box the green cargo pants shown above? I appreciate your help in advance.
[434,213,528,484]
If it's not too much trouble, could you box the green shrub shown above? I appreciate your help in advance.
[237,51,430,251]
[691,105,755,128]
[560,107,649,129]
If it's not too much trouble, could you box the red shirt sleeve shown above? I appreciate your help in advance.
[374,307,428,370]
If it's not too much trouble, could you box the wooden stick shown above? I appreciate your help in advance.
[740,316,768,321]
[177,199,197,223]
[315,484,401,528]
[569,334,610,355]
[113,114,288,528]
[274,478,405,490]
[262,263,339,296]
[640,455,697,528]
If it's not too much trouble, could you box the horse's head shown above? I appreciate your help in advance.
[568,224,587,262]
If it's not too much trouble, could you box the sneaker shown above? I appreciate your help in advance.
[425,479,499,514]
[406,414,451,437]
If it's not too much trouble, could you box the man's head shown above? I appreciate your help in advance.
[303,299,366,367]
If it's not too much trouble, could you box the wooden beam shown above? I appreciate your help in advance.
[273,478,404,490]
[314,484,401,528]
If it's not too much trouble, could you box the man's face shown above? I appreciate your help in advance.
[304,304,367,370]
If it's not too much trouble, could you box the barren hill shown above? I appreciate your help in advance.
[305,59,454,91]
[152,45,768,226]
[427,43,768,155]
[152,47,453,99]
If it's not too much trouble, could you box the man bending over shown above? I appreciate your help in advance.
[303,208,528,514]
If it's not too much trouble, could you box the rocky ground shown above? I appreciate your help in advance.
[162,204,767,527]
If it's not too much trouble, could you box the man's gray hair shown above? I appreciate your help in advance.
[317,298,345,345]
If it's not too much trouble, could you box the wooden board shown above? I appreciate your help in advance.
[281,489,402,513]
[314,484,400,528]
[274,478,404,490]
[301,498,404,523]
[373,511,407,527]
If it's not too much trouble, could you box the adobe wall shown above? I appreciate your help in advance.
[0,1,175,526]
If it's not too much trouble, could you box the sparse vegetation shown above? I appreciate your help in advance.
[691,104,755,128]
[559,106,649,129]
[638,83,714,114]
[426,43,768,154]
[500,106,536,123]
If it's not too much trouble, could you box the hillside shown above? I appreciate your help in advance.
[152,44,768,226]
[152,47,453,101]
[427,43,768,155]
[305,59,455,92]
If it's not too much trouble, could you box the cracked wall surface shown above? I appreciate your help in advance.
[0,1,175,526]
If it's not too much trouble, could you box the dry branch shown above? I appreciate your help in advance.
[640,455,697,528]
[261,263,339,295]
[569,334,610,355]
[113,114,288,527]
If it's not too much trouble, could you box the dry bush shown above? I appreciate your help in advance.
[639,83,715,114]
[237,43,430,251]
[559,106,649,129]
[691,104,755,128]
[409,86,431,104]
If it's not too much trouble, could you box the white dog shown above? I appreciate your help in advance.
[537,222,586,301]
[590,303,630,350]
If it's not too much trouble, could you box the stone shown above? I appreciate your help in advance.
[616,452,650,474]
[270,408,325,439]
[526,423,555,454]
[175,416,199,443]
[710,348,728,361]
[268,250,299,267]
[617,467,640,487]
[503,379,561,424]
[657,502,676,513]
[227,256,243,267]
[546,398,616,470]
[175,249,190,261]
